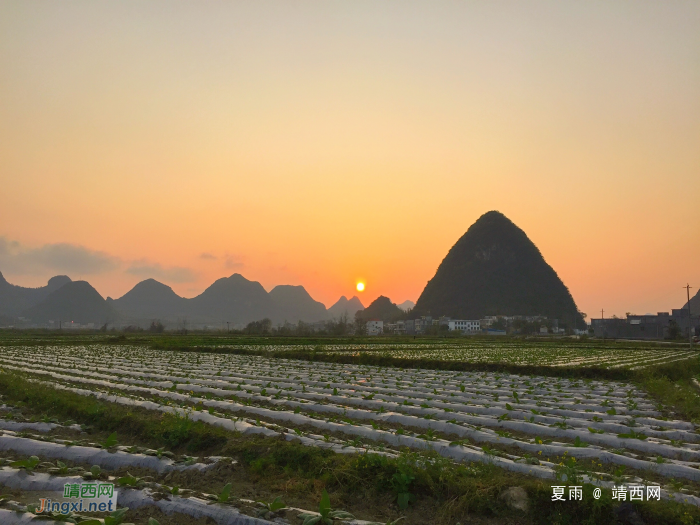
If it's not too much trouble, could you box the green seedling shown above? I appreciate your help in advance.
[11,455,40,472]
[117,472,144,488]
[46,460,69,475]
[573,436,588,447]
[104,508,133,525]
[257,496,287,517]
[298,490,354,525]
[214,482,232,503]
[417,429,436,441]
[101,432,118,449]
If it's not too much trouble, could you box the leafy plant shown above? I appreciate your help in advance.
[257,496,287,517]
[46,460,69,475]
[298,490,354,524]
[10,455,40,472]
[117,472,144,488]
[555,457,581,484]
[104,508,134,525]
[101,432,118,449]
[573,436,588,447]
[214,482,232,503]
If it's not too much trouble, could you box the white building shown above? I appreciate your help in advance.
[448,320,481,333]
[366,320,383,336]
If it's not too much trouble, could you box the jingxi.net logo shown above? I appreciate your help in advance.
[37,482,118,514]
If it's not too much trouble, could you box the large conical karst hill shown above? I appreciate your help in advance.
[412,211,585,327]
[684,289,700,314]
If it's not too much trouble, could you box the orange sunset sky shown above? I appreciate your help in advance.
[1,1,699,320]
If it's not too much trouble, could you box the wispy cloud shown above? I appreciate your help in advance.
[126,260,196,283]
[199,252,217,260]
[0,237,120,275]
[224,255,245,269]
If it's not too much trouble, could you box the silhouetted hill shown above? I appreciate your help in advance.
[357,296,404,322]
[397,300,415,312]
[0,271,72,316]
[110,278,187,320]
[328,296,364,320]
[188,273,275,325]
[412,211,585,328]
[1,269,370,328]
[684,289,700,314]
[23,281,116,324]
[269,285,328,323]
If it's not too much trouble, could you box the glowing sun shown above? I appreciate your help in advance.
[356,282,365,292]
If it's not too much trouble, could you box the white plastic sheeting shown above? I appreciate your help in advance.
[0,433,217,473]
[3,345,700,484]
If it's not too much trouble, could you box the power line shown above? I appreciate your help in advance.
[685,284,693,349]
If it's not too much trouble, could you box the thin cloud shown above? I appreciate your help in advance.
[200,252,217,260]
[0,237,120,275]
[224,255,245,269]
[126,260,196,283]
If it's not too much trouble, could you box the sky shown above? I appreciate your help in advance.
[1,1,699,319]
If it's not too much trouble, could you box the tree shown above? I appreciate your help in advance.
[149,320,165,333]
[491,317,507,331]
[667,320,680,340]
[244,318,272,335]
[354,311,367,336]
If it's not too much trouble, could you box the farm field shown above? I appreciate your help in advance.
[275,342,697,370]
[0,338,699,524]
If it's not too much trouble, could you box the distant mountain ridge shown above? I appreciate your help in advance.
[3,270,363,327]
[327,296,364,320]
[268,285,328,324]
[108,278,187,320]
[0,271,72,316]
[412,211,585,328]
[23,281,116,324]
[187,273,274,324]
[397,300,415,312]
[357,296,404,322]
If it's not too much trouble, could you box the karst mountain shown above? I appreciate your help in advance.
[412,211,585,327]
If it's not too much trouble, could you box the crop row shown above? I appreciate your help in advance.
[2,345,700,491]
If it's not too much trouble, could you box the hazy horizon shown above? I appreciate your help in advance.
[1,1,699,318]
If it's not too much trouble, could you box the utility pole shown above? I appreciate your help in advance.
[686,284,693,349]
[227,321,230,334]
[601,309,605,340]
